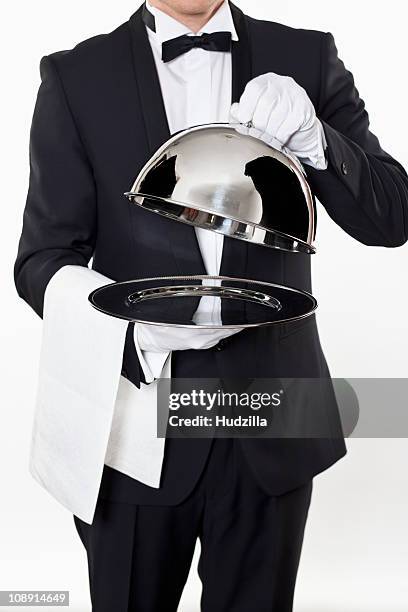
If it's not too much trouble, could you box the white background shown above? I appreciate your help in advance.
[1,1,407,610]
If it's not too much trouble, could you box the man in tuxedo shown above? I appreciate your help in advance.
[15,0,408,610]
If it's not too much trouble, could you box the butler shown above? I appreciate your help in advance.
[15,1,408,611]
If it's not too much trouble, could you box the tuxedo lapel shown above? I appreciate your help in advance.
[230,2,252,104]
[129,7,170,154]
[128,7,206,275]
[219,3,252,280]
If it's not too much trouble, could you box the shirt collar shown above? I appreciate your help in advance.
[145,0,239,45]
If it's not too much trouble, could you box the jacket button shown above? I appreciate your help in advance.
[341,161,348,175]
[216,339,227,351]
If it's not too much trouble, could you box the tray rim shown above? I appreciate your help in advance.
[88,275,318,329]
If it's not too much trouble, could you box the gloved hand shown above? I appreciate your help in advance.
[133,322,241,383]
[135,321,240,353]
[230,72,327,170]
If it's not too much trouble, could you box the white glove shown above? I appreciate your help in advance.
[135,321,240,353]
[230,73,327,170]
[134,316,241,382]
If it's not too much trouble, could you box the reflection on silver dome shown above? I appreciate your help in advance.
[125,124,316,254]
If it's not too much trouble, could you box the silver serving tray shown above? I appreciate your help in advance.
[88,275,317,329]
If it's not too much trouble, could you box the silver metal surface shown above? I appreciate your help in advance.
[126,284,282,310]
[88,275,318,329]
[125,124,316,254]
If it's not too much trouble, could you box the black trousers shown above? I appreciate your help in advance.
[74,439,313,612]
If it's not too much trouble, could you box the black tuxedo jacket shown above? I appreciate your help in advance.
[15,3,408,503]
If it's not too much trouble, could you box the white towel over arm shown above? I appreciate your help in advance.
[30,265,167,525]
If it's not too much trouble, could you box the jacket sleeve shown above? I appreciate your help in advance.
[14,55,97,317]
[305,33,408,247]
[15,55,147,388]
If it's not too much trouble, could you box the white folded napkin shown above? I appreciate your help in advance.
[30,265,167,525]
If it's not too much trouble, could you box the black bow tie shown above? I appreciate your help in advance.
[161,31,232,62]
[141,3,232,63]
